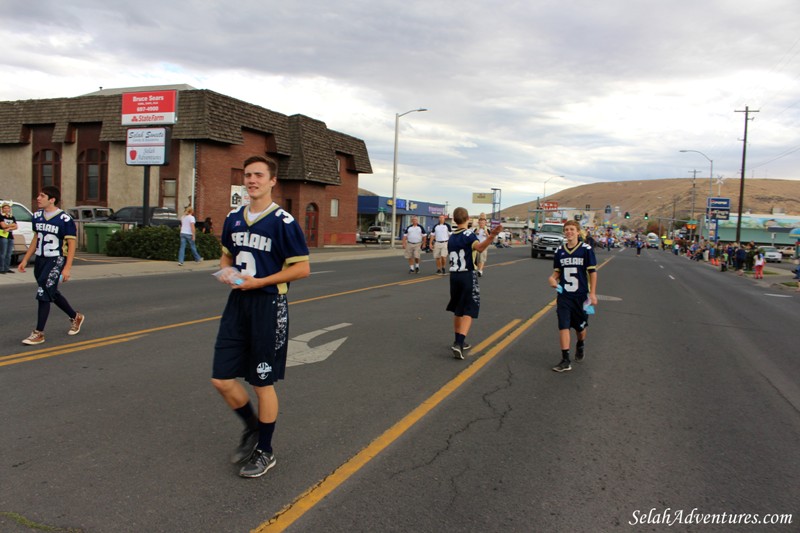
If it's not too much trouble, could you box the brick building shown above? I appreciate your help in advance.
[0,85,372,247]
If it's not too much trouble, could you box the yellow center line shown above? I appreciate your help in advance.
[0,316,220,366]
[254,305,554,533]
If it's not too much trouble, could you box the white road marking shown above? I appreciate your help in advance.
[287,323,352,367]
[669,275,676,280]
[764,294,792,298]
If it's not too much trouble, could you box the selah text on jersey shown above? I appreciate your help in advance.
[221,203,310,295]
[553,241,597,299]
[33,209,77,258]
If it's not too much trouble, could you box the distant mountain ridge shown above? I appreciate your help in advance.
[499,178,800,224]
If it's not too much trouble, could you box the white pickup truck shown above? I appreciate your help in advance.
[359,225,392,244]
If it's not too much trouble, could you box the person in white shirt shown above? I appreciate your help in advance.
[473,215,490,276]
[429,215,452,275]
[178,206,203,265]
[402,216,426,273]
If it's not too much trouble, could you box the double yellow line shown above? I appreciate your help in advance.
[0,317,219,367]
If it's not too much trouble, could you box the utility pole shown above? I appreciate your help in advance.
[689,170,698,241]
[734,106,758,243]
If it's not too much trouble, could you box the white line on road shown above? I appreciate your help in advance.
[764,294,792,298]
[669,275,676,280]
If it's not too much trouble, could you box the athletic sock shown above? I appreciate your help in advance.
[456,333,466,346]
[36,301,51,332]
[576,340,585,350]
[234,402,258,431]
[258,421,276,454]
[52,293,76,319]
[561,349,570,361]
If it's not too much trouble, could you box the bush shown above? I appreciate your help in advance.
[106,226,222,261]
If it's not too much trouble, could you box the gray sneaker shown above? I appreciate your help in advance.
[230,428,258,464]
[239,449,276,478]
[451,344,464,360]
[552,359,572,373]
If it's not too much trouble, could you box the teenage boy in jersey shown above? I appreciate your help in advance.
[429,214,452,275]
[402,216,426,273]
[18,187,85,345]
[446,207,503,359]
[211,155,310,478]
[548,220,598,372]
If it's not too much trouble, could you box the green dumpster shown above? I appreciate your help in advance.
[83,223,102,253]
[95,223,122,254]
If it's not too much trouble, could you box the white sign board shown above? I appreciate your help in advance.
[126,128,169,166]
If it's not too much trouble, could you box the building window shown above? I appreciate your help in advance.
[76,149,108,204]
[162,179,177,210]
[331,198,339,218]
[33,149,61,191]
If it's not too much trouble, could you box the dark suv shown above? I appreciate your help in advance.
[108,206,181,228]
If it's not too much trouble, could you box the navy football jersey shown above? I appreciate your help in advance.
[448,228,479,272]
[33,209,77,258]
[553,241,597,299]
[221,203,309,294]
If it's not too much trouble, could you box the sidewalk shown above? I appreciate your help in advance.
[0,245,408,286]
[697,257,799,292]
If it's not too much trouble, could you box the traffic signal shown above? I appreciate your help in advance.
[624,212,630,219]
[644,212,649,220]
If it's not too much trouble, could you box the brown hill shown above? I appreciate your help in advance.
[500,178,800,225]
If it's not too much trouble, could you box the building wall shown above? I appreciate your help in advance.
[2,144,32,207]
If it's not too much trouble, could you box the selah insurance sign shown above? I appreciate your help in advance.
[126,128,170,166]
[121,90,178,126]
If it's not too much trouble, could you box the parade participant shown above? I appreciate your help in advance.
[211,155,310,478]
[548,220,598,372]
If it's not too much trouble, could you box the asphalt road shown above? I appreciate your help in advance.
[1,247,798,532]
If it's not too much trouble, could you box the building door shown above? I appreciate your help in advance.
[305,203,318,247]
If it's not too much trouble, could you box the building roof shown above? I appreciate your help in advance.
[0,87,371,184]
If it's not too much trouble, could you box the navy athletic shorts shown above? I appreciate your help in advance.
[556,296,589,332]
[33,256,65,303]
[213,291,289,387]
[446,271,480,318]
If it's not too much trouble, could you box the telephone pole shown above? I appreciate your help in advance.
[689,169,698,241]
[734,106,758,243]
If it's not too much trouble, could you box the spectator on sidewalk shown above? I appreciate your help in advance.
[178,207,203,266]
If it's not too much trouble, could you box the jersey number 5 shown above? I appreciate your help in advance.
[561,267,580,292]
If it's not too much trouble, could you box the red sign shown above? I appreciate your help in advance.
[541,201,559,211]
[121,90,178,126]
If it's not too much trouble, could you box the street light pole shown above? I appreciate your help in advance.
[391,107,428,248]
[680,150,713,241]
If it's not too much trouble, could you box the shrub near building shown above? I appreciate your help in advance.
[106,226,222,261]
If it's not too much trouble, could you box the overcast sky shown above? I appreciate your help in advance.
[2,0,799,212]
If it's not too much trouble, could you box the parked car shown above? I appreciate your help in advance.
[761,246,782,263]
[359,225,391,243]
[107,206,181,228]
[67,206,114,223]
[778,245,796,258]
[0,199,34,264]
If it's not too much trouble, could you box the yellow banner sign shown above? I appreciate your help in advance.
[472,192,494,204]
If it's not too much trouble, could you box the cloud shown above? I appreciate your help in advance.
[1,0,799,210]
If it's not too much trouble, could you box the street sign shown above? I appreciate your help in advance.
[122,90,178,126]
[709,208,730,220]
[707,197,731,210]
[126,128,170,166]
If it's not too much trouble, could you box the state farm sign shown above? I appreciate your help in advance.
[121,90,178,126]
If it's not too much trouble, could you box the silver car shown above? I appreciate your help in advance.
[761,246,782,263]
